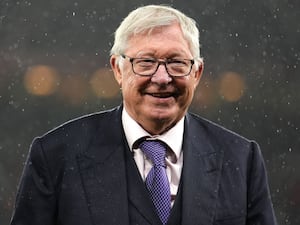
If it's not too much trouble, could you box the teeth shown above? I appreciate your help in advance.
[151,93,172,98]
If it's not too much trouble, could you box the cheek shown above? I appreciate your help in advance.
[119,64,135,86]
[123,76,137,91]
[178,81,197,105]
[122,76,142,99]
[178,77,196,93]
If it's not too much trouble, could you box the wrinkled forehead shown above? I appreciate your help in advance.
[130,20,181,37]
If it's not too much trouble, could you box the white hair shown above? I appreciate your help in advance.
[110,5,203,67]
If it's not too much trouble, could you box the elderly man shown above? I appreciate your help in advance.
[11,5,277,225]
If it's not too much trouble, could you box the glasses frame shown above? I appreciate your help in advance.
[121,54,195,77]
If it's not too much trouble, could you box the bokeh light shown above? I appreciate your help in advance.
[90,68,119,98]
[58,75,89,105]
[24,65,60,96]
[218,71,246,102]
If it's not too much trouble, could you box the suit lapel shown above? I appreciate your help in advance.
[76,107,130,225]
[181,114,224,225]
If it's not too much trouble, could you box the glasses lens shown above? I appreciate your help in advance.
[131,57,193,77]
[166,59,192,76]
[133,58,157,76]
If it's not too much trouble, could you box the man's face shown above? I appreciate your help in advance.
[111,23,203,135]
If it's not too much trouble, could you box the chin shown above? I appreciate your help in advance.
[148,110,178,123]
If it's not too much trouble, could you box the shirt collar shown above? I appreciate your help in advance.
[122,107,184,160]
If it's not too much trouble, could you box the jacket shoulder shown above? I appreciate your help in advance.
[26,107,121,185]
[186,112,261,165]
[40,107,120,141]
[29,107,121,160]
[187,112,252,145]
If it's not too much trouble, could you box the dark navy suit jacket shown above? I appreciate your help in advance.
[10,106,277,225]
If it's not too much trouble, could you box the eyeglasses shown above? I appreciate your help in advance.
[121,54,195,77]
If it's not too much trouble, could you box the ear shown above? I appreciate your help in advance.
[193,60,204,89]
[110,55,122,87]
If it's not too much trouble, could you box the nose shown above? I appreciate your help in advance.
[150,64,172,84]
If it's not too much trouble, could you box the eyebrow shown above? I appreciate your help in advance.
[135,54,189,59]
[135,50,189,59]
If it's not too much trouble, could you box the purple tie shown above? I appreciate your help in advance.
[139,140,171,225]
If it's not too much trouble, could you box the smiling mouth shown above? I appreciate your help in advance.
[148,92,176,98]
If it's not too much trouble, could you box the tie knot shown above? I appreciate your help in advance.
[139,140,167,167]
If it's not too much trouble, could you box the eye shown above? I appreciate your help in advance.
[134,58,156,67]
[167,59,188,67]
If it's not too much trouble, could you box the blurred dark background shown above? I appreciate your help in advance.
[0,0,299,224]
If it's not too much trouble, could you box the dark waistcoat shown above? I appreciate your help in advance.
[124,143,182,225]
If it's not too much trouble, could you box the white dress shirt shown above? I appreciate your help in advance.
[122,108,184,203]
